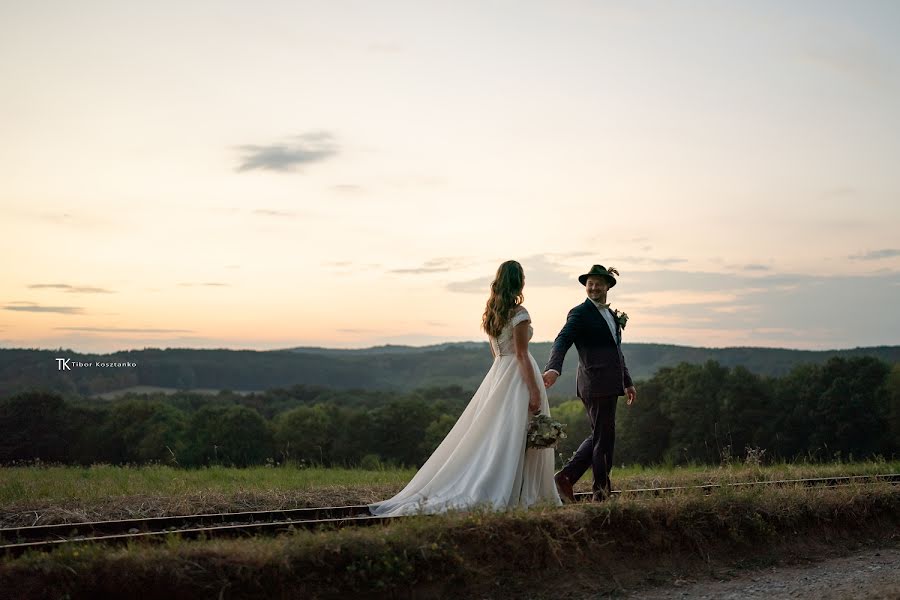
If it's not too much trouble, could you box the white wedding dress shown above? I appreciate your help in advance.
[369,308,562,516]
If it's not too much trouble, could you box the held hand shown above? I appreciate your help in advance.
[542,371,558,389]
[625,386,637,406]
[528,388,541,414]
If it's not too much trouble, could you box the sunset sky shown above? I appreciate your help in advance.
[2,1,899,353]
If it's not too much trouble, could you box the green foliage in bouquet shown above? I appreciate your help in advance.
[526,414,567,449]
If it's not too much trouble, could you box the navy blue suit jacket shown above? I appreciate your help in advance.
[545,299,633,399]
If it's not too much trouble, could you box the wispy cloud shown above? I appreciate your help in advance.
[722,264,771,272]
[849,249,900,261]
[54,326,193,333]
[618,270,900,347]
[37,213,76,224]
[177,282,230,287]
[446,277,489,294]
[391,257,467,275]
[28,284,115,294]
[324,261,381,274]
[252,209,298,218]
[609,255,688,266]
[545,251,594,261]
[625,270,804,293]
[4,302,84,315]
[236,131,339,173]
[332,184,363,194]
[17,210,120,231]
[447,255,577,293]
[802,44,897,91]
[447,252,687,294]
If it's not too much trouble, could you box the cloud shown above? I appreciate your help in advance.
[177,282,230,287]
[16,210,120,231]
[609,256,688,266]
[392,257,467,275]
[236,131,339,173]
[39,213,76,224]
[721,264,771,272]
[624,270,803,294]
[849,249,900,261]
[325,261,381,274]
[446,277,490,294]
[28,284,115,294]
[618,270,900,348]
[332,184,363,194]
[252,209,298,218]
[447,255,577,293]
[4,302,84,315]
[802,45,897,91]
[54,327,193,333]
[544,251,594,261]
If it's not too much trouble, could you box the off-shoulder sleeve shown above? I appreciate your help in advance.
[511,308,531,327]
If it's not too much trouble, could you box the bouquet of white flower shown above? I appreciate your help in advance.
[526,414,567,449]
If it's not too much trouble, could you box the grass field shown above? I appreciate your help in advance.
[3,460,899,503]
[2,460,898,528]
[0,464,417,505]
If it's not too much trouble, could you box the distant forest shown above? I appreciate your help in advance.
[2,357,898,469]
[1,343,898,399]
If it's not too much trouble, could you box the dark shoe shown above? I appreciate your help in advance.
[592,480,612,502]
[592,487,611,502]
[554,471,575,504]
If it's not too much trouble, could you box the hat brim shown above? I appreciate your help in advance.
[578,273,616,287]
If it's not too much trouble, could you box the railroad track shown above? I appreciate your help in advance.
[2,473,898,557]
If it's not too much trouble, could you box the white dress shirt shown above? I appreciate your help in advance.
[590,298,618,341]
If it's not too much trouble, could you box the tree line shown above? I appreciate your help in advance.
[1,357,898,468]
[3,344,898,398]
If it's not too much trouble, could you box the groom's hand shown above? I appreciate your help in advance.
[542,371,558,388]
[625,386,637,405]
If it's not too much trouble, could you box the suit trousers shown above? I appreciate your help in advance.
[560,394,618,494]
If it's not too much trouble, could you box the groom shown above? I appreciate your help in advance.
[543,265,637,502]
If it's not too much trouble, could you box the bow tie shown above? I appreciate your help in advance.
[595,302,610,310]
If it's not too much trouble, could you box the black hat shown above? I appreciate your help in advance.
[578,265,617,287]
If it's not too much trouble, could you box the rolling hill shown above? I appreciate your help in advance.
[1,343,897,399]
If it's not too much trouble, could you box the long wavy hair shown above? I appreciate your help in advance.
[482,260,525,338]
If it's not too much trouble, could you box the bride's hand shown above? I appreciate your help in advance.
[528,388,541,414]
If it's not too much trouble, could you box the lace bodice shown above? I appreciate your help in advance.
[490,308,533,356]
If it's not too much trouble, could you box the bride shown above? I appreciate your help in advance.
[370,260,562,516]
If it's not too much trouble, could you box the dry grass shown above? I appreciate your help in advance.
[3,460,898,528]
[0,465,413,527]
[0,464,416,504]
[0,485,403,528]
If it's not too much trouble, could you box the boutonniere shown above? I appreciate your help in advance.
[613,309,629,329]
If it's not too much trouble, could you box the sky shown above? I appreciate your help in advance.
[1,0,899,353]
